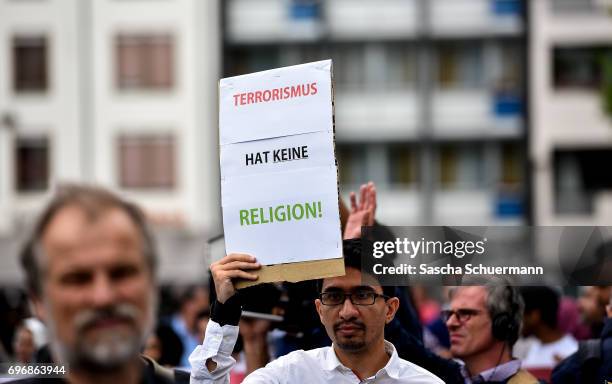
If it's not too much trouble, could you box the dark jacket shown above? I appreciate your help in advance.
[385,318,464,384]
[551,317,612,383]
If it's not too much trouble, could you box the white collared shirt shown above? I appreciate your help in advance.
[190,320,443,384]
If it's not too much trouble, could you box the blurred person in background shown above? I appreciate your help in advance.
[556,296,590,341]
[169,286,209,368]
[144,333,162,363]
[0,289,32,364]
[9,318,47,364]
[551,287,612,383]
[12,324,35,364]
[444,280,542,384]
[144,323,184,368]
[12,184,188,384]
[577,285,611,338]
[411,286,454,359]
[518,286,577,370]
[195,309,210,345]
[411,286,441,326]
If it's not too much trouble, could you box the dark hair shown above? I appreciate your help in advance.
[154,324,183,367]
[20,184,157,297]
[520,286,560,329]
[317,238,396,298]
[196,308,210,321]
[178,285,208,307]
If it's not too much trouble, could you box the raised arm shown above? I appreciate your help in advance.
[189,254,260,384]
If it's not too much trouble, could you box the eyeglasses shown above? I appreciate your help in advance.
[440,308,482,323]
[319,291,389,306]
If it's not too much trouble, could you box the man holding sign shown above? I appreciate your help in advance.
[188,239,443,383]
[199,61,442,383]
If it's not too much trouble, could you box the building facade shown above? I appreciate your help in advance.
[531,0,612,226]
[0,0,220,284]
[223,0,528,226]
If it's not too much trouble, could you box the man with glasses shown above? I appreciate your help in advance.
[443,280,541,384]
[189,239,442,383]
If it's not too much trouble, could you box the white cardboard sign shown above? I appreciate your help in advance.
[219,60,342,266]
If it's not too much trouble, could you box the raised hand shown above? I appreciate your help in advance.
[210,253,261,303]
[343,181,377,240]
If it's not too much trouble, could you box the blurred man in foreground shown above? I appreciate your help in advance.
[189,239,443,383]
[444,281,541,383]
[14,185,188,384]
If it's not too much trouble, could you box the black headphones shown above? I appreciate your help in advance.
[491,286,520,345]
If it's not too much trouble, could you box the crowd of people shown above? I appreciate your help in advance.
[0,183,610,383]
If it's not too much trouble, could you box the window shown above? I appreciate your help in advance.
[330,44,415,91]
[332,46,365,90]
[438,144,485,189]
[493,43,524,116]
[15,136,49,192]
[437,44,483,89]
[225,47,280,77]
[336,145,367,186]
[384,45,415,90]
[499,43,523,90]
[118,134,175,189]
[13,36,48,92]
[496,143,524,217]
[554,149,612,214]
[389,146,418,186]
[553,46,610,89]
[116,34,174,90]
[501,143,523,185]
[287,45,331,66]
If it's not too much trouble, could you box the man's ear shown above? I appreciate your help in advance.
[315,299,323,322]
[384,297,400,324]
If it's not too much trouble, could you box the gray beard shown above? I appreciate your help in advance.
[45,296,156,372]
[50,326,142,372]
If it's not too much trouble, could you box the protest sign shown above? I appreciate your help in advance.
[219,60,344,287]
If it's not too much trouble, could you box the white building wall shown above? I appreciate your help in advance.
[0,0,82,227]
[530,0,612,225]
[0,0,220,284]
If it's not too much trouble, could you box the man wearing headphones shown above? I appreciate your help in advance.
[442,279,540,384]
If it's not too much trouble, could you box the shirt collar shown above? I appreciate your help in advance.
[322,344,343,371]
[459,359,522,383]
[323,340,400,379]
[382,340,402,379]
